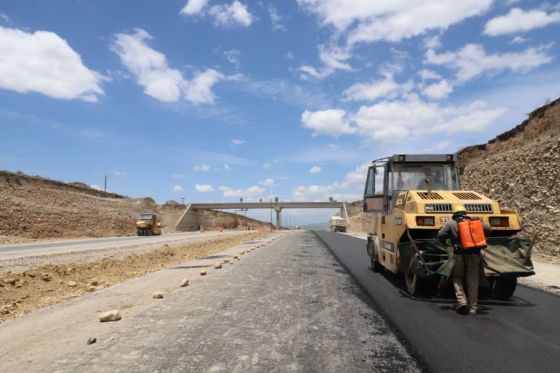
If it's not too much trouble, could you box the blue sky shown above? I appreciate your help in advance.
[1,0,560,224]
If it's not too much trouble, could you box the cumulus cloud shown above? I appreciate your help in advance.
[309,166,321,174]
[0,26,104,101]
[297,0,492,46]
[208,1,253,27]
[184,68,225,105]
[195,184,214,192]
[194,164,211,172]
[172,185,185,192]
[353,98,507,143]
[418,69,442,81]
[300,109,355,137]
[422,79,454,100]
[180,0,209,16]
[219,185,265,198]
[343,74,413,102]
[425,43,553,83]
[301,97,507,144]
[484,8,560,36]
[112,29,229,104]
[259,178,275,186]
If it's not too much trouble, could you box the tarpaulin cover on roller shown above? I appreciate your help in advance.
[401,238,535,278]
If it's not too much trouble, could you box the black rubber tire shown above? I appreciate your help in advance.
[493,276,517,300]
[371,247,383,273]
[405,266,418,295]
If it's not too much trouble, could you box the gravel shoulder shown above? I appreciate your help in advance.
[0,230,419,373]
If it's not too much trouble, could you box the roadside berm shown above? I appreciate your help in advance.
[0,232,268,321]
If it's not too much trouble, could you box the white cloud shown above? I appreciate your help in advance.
[263,160,280,170]
[223,164,231,170]
[112,29,184,102]
[301,109,355,137]
[309,166,321,174]
[353,97,507,144]
[511,36,527,44]
[268,4,285,31]
[297,0,493,46]
[343,74,412,102]
[112,29,229,104]
[259,178,275,186]
[195,184,214,192]
[219,185,265,198]
[231,138,245,146]
[298,44,352,80]
[425,44,553,83]
[422,79,454,100]
[114,171,128,177]
[418,69,442,81]
[180,0,209,16]
[484,8,560,36]
[184,68,225,105]
[90,184,102,191]
[224,49,240,66]
[194,164,211,172]
[0,13,11,23]
[0,26,104,101]
[172,185,185,192]
[208,1,253,27]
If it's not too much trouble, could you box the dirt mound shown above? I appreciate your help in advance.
[460,97,560,165]
[0,171,272,243]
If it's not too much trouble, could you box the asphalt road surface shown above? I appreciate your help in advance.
[0,231,418,372]
[315,230,560,373]
[0,231,246,258]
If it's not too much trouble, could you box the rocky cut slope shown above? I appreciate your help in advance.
[461,137,560,260]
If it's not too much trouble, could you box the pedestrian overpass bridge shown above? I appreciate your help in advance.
[175,201,349,230]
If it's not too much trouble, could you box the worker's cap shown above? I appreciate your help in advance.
[452,204,467,216]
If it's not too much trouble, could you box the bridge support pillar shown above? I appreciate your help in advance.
[274,207,282,229]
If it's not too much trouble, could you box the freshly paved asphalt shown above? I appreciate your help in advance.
[315,230,560,373]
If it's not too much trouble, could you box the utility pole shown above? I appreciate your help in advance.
[104,175,108,192]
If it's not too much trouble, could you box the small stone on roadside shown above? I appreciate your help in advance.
[153,292,164,299]
[223,259,230,264]
[3,278,16,286]
[214,262,223,269]
[87,337,97,345]
[180,278,190,287]
[27,272,36,278]
[200,270,207,276]
[67,281,78,287]
[86,286,96,292]
[233,255,239,260]
[98,310,121,322]
[90,279,99,286]
[41,273,51,282]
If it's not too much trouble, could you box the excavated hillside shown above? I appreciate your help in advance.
[0,171,270,244]
[461,138,559,260]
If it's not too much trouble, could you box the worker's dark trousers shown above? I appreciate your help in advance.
[453,254,481,312]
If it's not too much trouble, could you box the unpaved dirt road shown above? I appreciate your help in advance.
[0,231,418,373]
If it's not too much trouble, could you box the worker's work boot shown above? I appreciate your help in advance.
[468,308,477,316]
[456,304,469,315]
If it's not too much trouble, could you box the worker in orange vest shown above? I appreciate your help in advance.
[438,204,491,316]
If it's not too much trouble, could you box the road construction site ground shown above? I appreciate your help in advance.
[0,231,419,373]
[0,231,265,321]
